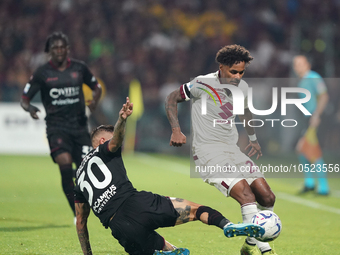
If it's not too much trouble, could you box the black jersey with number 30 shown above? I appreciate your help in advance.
[22,58,98,133]
[74,141,137,227]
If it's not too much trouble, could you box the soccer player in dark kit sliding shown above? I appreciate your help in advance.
[74,97,265,255]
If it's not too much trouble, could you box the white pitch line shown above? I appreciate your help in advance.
[277,192,340,215]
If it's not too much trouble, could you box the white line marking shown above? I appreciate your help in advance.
[277,192,340,215]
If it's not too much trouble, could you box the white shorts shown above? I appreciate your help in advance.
[193,148,264,197]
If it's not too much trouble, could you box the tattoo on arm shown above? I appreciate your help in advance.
[165,89,185,129]
[109,117,126,152]
[75,203,92,255]
[175,205,191,224]
[113,117,126,144]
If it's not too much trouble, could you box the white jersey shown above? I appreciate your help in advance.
[180,71,249,154]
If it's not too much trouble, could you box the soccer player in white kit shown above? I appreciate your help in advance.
[165,45,277,255]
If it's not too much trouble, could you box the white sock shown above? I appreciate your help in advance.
[241,202,258,245]
[257,203,274,212]
[255,204,273,253]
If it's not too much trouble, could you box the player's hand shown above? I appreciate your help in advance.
[245,140,262,160]
[28,105,40,119]
[170,128,186,147]
[309,114,321,128]
[119,97,133,120]
[87,100,98,113]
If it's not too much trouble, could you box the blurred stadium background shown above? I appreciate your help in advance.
[1,1,340,254]
[0,0,340,156]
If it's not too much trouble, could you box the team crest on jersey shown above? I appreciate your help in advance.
[196,80,223,106]
[71,72,79,79]
[46,77,58,82]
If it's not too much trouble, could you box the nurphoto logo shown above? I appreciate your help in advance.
[198,81,311,128]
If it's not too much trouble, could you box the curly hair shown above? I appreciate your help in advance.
[44,31,69,53]
[215,44,253,67]
[91,125,114,143]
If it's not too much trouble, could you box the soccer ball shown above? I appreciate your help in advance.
[251,210,282,242]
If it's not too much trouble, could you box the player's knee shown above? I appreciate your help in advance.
[193,206,204,221]
[240,192,256,205]
[188,202,201,221]
[260,192,276,207]
[231,187,256,204]
[55,152,73,165]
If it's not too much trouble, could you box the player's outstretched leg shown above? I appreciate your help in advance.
[170,198,264,239]
[153,248,190,255]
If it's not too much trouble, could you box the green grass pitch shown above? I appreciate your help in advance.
[1,153,340,254]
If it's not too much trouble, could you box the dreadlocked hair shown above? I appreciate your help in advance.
[215,44,253,67]
[44,31,69,53]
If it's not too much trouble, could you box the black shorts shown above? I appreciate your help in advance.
[108,191,179,255]
[47,130,92,167]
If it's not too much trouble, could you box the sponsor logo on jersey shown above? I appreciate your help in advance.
[93,184,117,213]
[71,72,79,79]
[51,98,80,105]
[50,86,80,99]
[197,80,223,106]
[46,77,58,82]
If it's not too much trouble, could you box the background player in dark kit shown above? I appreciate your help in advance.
[74,97,264,255]
[20,32,102,219]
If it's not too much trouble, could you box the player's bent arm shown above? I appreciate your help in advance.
[314,92,329,118]
[239,108,262,158]
[238,108,256,141]
[75,202,92,255]
[88,84,102,112]
[108,116,127,153]
[165,88,187,146]
[165,88,185,131]
[309,92,329,128]
[108,97,133,153]
[20,97,40,119]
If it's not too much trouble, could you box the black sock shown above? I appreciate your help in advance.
[196,206,230,229]
[59,164,75,215]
